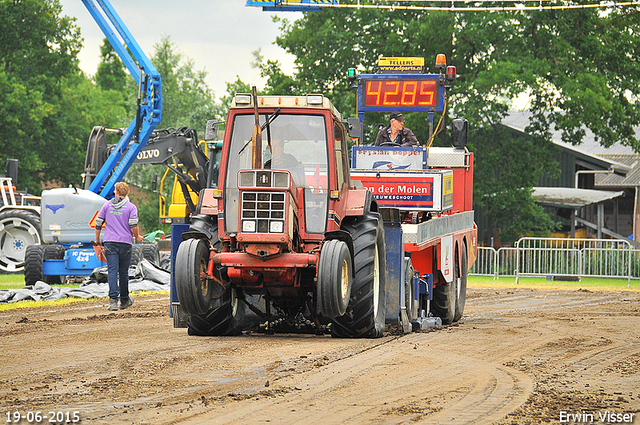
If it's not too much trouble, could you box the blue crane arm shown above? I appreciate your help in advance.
[81,0,162,198]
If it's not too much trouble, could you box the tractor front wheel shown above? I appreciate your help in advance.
[175,238,213,316]
[317,239,352,318]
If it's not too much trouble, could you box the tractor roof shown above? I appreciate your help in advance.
[230,94,343,121]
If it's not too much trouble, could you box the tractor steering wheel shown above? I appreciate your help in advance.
[380,142,401,147]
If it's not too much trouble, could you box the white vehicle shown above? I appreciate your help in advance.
[0,176,41,273]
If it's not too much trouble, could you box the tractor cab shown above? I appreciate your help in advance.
[217,94,351,244]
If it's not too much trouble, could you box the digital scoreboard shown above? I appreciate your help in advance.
[363,78,438,108]
[357,75,444,112]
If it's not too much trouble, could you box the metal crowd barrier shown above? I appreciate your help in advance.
[470,238,635,286]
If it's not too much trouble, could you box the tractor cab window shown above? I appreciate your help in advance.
[225,113,329,234]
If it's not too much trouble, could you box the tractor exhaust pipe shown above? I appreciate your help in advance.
[251,86,263,169]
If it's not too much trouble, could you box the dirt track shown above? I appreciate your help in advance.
[1,286,639,424]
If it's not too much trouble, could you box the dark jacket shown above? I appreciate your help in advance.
[374,126,419,147]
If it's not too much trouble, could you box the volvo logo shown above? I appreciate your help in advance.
[137,149,160,160]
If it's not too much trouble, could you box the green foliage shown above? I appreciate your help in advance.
[95,38,127,92]
[252,49,304,96]
[220,77,252,112]
[128,187,168,235]
[0,0,84,192]
[149,35,224,132]
[471,125,560,240]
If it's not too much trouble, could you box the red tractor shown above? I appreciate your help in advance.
[174,91,386,337]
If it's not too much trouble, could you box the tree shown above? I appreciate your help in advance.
[252,49,303,96]
[260,5,640,241]
[0,0,85,192]
[220,77,252,111]
[95,38,127,92]
[146,35,223,131]
[472,125,560,241]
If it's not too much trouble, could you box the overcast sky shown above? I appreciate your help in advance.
[58,0,302,99]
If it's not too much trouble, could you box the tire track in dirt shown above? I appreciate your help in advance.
[174,332,532,425]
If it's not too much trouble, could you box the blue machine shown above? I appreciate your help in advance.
[24,0,162,284]
[82,0,163,197]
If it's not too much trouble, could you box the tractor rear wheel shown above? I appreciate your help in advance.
[175,238,213,316]
[187,286,245,336]
[0,210,41,273]
[317,239,352,318]
[332,213,386,338]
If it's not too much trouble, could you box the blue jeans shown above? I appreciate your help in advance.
[104,242,132,301]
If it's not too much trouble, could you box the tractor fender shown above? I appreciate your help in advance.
[181,214,217,241]
[343,188,378,217]
[323,229,355,278]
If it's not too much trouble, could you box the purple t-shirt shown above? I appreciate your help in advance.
[97,197,139,245]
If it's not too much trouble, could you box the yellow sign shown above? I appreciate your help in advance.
[443,173,454,209]
[378,57,425,72]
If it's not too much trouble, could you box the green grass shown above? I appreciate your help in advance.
[468,275,638,291]
[0,274,81,290]
[0,274,25,289]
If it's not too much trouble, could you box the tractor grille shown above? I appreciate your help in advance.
[241,192,285,233]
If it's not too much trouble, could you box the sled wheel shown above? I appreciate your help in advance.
[332,212,386,338]
[317,239,352,318]
[171,303,189,328]
[432,246,459,325]
[175,238,213,316]
[454,243,468,322]
[130,245,143,265]
[187,286,245,336]
[404,257,418,322]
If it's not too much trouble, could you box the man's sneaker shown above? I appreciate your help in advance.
[107,299,119,311]
[120,296,134,310]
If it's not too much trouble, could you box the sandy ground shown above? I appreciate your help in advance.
[1,286,639,424]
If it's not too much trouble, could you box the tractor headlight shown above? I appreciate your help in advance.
[242,220,256,233]
[270,220,284,233]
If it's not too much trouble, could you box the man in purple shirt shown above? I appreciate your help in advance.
[94,182,144,311]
